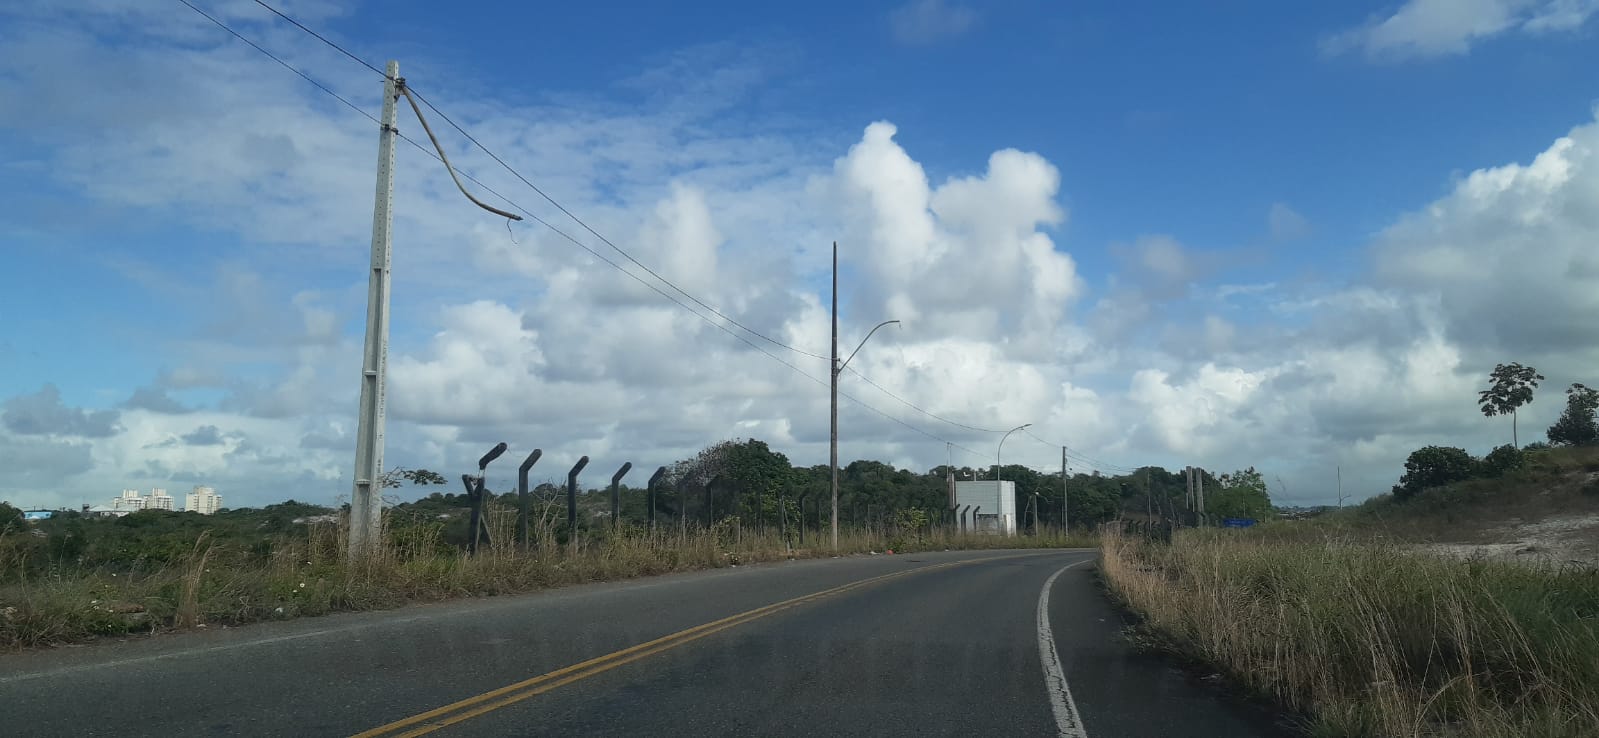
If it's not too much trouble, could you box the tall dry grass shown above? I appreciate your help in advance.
[0,514,1093,650]
[1099,529,1599,737]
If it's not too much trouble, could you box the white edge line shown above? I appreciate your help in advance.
[1038,558,1090,738]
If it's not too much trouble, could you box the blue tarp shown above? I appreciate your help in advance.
[1222,517,1255,528]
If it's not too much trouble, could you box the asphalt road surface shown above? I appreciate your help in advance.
[0,550,1299,737]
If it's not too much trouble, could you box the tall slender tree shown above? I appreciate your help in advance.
[1478,362,1544,448]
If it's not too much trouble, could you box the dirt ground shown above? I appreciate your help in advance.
[1416,513,1599,568]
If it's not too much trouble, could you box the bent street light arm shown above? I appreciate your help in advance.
[838,320,901,375]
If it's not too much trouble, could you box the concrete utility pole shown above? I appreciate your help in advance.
[1184,466,1193,513]
[348,60,399,561]
[828,241,898,551]
[1337,465,1345,508]
[830,242,840,551]
[1061,446,1069,532]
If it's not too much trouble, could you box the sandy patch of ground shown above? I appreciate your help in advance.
[1416,513,1599,568]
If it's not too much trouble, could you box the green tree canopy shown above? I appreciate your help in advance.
[1210,468,1273,520]
[1394,446,1478,500]
[0,501,23,533]
[1478,362,1544,447]
[1546,383,1599,447]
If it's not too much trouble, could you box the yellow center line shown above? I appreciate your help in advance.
[353,551,1057,738]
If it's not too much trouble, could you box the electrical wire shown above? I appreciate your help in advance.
[1022,428,1139,473]
[402,85,825,361]
[250,0,386,77]
[186,1,991,459]
[396,84,521,221]
[179,0,378,126]
[249,0,828,362]
[842,366,1006,433]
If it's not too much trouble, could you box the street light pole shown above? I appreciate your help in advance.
[995,423,1031,536]
[828,242,901,551]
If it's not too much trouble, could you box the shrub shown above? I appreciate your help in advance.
[0,502,23,534]
[1394,445,1478,500]
[1481,444,1527,477]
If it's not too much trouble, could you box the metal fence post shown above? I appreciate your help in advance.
[610,462,633,532]
[647,466,666,533]
[517,448,543,548]
[567,456,589,537]
[465,442,508,555]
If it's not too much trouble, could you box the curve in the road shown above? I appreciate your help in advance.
[1038,559,1090,738]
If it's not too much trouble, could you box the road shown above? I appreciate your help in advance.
[0,550,1297,737]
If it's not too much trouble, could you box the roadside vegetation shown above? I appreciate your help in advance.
[2,434,1273,650]
[1102,362,1599,737]
[0,512,1091,650]
[1102,531,1598,737]
[1,436,1111,650]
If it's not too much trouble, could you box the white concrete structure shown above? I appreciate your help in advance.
[147,488,174,511]
[954,480,1018,536]
[112,489,147,512]
[185,486,222,515]
[87,505,126,518]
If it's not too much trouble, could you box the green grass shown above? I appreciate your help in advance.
[1100,530,1599,737]
[0,518,1093,650]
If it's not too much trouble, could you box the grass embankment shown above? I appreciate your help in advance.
[1101,530,1599,737]
[1335,444,1599,546]
[0,522,1092,650]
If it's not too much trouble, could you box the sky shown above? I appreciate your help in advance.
[4,0,1599,510]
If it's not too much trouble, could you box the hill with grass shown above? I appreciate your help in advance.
[1334,444,1599,566]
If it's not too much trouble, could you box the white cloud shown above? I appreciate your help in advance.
[889,0,978,45]
[1268,203,1311,242]
[9,0,1599,512]
[1324,0,1599,60]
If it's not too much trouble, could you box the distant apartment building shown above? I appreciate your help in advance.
[147,488,174,511]
[112,489,148,513]
[186,486,222,515]
[110,488,177,513]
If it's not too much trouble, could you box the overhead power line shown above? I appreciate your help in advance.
[181,0,986,460]
[179,0,376,124]
[1022,428,1139,473]
[842,366,1006,434]
[247,0,827,362]
[250,0,386,77]
[402,85,829,361]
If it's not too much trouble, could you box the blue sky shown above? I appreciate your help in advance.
[4,0,1599,509]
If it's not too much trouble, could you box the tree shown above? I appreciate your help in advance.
[1394,446,1478,500]
[1210,468,1273,520]
[1481,444,1527,477]
[380,467,447,488]
[1478,362,1544,448]
[1546,383,1599,447]
[0,501,23,533]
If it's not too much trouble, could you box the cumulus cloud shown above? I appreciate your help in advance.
[10,0,1599,512]
[124,386,192,414]
[1323,0,1599,60]
[890,0,978,45]
[3,385,121,437]
[181,425,226,446]
[1373,115,1599,362]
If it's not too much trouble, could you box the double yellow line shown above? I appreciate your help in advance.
[354,553,1044,737]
